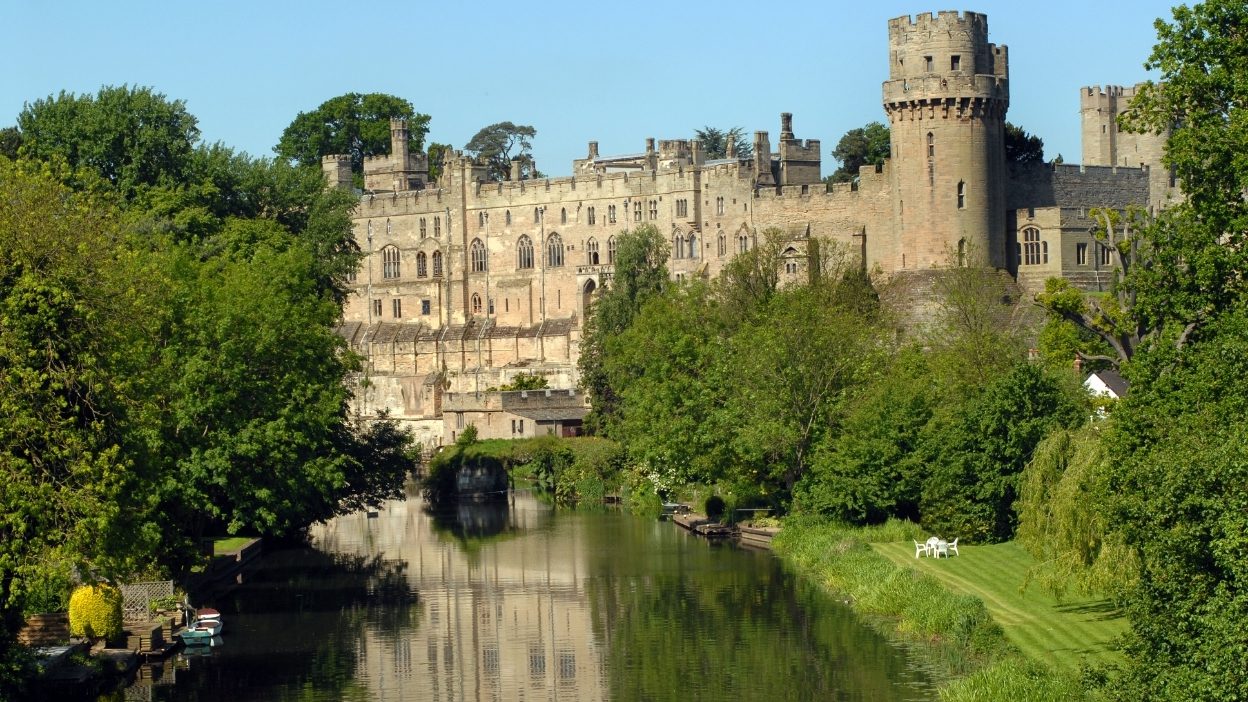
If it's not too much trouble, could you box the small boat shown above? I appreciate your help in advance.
[178,607,224,645]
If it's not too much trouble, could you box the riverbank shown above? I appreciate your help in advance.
[771,518,1099,701]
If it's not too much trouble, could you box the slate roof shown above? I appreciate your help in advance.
[1089,368,1130,397]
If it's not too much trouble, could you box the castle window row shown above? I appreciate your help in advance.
[408,250,443,278]
[372,297,434,319]
[368,230,636,281]
[417,216,443,239]
[466,199,698,231]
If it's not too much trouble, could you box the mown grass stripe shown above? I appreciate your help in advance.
[872,540,1126,670]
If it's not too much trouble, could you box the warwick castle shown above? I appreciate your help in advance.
[331,10,1175,449]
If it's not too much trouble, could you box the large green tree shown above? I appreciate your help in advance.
[16,85,200,198]
[1076,2,1248,697]
[0,161,160,694]
[275,93,429,175]
[464,122,538,181]
[1119,1,1248,335]
[827,122,890,184]
[579,224,669,433]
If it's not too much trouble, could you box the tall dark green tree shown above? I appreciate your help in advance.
[694,126,753,159]
[275,93,429,175]
[0,127,20,160]
[1004,122,1045,165]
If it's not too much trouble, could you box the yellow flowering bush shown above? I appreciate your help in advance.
[68,584,123,641]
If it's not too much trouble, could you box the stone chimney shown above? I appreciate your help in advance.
[588,141,599,159]
[754,131,775,186]
[690,138,704,166]
[510,158,522,181]
[780,112,794,140]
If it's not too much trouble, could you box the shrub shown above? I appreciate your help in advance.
[68,584,123,641]
[704,495,725,521]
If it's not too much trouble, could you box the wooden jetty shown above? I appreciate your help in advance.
[738,525,781,549]
[671,513,734,537]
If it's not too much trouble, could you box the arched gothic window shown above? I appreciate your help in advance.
[927,132,935,158]
[432,250,443,277]
[382,245,401,279]
[672,234,684,260]
[416,251,428,278]
[471,293,482,314]
[738,234,750,254]
[561,208,567,225]
[587,238,600,265]
[517,235,534,269]
[505,210,512,225]
[607,236,617,264]
[717,234,726,257]
[1022,227,1047,265]
[546,233,564,267]
[470,238,487,272]
[587,207,596,225]
[686,234,698,260]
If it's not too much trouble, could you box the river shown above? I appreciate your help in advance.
[117,490,936,701]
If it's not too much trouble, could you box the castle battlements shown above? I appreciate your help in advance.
[888,10,988,35]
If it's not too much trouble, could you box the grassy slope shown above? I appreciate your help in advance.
[873,540,1126,671]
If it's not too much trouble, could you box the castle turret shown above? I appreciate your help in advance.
[1081,84,1174,209]
[322,154,352,190]
[390,117,410,166]
[883,11,1009,269]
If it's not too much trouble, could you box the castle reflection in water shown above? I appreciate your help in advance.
[312,491,607,701]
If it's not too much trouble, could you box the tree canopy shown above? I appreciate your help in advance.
[464,122,538,181]
[16,85,200,198]
[1017,4,1248,697]
[275,92,429,175]
[1004,122,1045,165]
[695,126,753,160]
[827,122,890,183]
[1,87,416,694]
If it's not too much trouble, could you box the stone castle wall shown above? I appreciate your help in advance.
[335,10,1167,427]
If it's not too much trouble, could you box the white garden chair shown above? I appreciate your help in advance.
[913,540,930,558]
[947,537,959,556]
[935,540,950,558]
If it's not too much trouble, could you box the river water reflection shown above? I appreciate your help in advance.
[134,490,935,701]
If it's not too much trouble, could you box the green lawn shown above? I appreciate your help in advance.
[212,536,255,554]
[872,540,1126,671]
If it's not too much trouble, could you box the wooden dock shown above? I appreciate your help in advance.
[738,525,780,549]
[672,513,734,537]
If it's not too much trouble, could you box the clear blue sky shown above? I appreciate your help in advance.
[7,1,1179,174]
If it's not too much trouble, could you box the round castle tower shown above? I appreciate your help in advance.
[883,11,1009,269]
